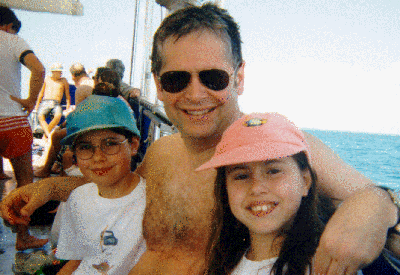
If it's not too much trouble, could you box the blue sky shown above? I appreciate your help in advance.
[13,0,400,135]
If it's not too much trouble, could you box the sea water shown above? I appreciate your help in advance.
[304,129,400,190]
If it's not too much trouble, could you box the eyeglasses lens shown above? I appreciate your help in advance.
[75,140,125,160]
[199,69,229,91]
[160,71,191,93]
[160,69,230,93]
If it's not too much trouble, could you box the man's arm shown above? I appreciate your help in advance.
[0,176,88,226]
[303,132,398,274]
[34,80,46,111]
[63,79,71,110]
[10,53,45,115]
[75,85,93,105]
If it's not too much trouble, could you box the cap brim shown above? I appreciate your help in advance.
[196,142,307,171]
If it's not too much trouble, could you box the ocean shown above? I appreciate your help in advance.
[304,129,400,190]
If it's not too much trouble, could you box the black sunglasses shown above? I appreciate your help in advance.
[159,69,235,94]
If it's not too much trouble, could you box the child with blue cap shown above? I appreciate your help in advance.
[54,95,146,274]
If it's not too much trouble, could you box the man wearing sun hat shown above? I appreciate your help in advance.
[34,62,71,140]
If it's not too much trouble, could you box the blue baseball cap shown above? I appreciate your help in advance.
[61,95,140,145]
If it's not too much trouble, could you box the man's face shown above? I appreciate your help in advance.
[154,30,245,140]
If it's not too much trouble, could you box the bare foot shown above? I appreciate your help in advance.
[16,234,49,251]
[51,162,62,174]
[34,167,51,178]
[0,173,11,180]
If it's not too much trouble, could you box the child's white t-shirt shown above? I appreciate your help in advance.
[56,177,146,275]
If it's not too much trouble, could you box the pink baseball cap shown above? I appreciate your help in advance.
[196,112,311,171]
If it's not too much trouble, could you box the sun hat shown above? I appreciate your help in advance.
[61,95,140,145]
[50,63,63,71]
[196,112,310,171]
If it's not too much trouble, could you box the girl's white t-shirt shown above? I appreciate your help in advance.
[232,255,364,275]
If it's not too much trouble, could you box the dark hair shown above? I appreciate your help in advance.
[151,3,242,75]
[92,68,121,97]
[93,67,108,82]
[92,82,119,98]
[106,59,125,79]
[0,6,21,33]
[206,152,333,275]
[99,69,121,90]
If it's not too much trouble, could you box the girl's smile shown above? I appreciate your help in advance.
[226,156,311,238]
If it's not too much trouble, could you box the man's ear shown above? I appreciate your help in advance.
[153,73,165,102]
[235,61,245,96]
[130,137,140,156]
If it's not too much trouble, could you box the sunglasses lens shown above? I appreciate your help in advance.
[160,71,191,93]
[199,69,230,91]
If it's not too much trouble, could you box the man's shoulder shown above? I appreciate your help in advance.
[78,76,94,87]
[143,134,183,170]
[149,133,183,155]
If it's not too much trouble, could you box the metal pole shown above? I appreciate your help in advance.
[129,0,140,85]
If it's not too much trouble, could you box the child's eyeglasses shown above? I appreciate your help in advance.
[158,68,236,94]
[74,139,128,160]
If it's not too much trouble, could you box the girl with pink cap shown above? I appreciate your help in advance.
[197,113,361,275]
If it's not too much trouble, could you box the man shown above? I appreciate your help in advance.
[70,62,94,105]
[0,6,48,251]
[34,62,70,140]
[1,4,399,274]
[105,59,141,100]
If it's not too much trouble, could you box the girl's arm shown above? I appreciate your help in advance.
[56,260,81,275]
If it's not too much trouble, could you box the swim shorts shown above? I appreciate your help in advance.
[37,99,62,119]
[0,116,33,159]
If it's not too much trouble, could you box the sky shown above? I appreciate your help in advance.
[13,0,400,135]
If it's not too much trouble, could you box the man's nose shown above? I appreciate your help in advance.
[183,74,208,101]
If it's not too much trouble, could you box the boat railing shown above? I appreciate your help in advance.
[128,96,177,156]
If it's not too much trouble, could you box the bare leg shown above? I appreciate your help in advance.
[0,157,11,180]
[9,150,33,188]
[34,128,66,178]
[38,115,51,139]
[9,151,48,250]
[47,112,62,135]
[15,225,48,251]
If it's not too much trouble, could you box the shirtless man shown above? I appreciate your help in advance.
[69,62,95,105]
[34,63,70,140]
[1,4,399,274]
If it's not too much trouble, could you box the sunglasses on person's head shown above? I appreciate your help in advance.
[159,68,237,94]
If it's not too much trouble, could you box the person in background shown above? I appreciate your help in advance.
[0,6,48,251]
[105,59,141,100]
[34,63,70,141]
[34,63,94,177]
[70,62,94,105]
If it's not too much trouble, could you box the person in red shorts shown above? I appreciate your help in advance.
[0,6,47,251]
